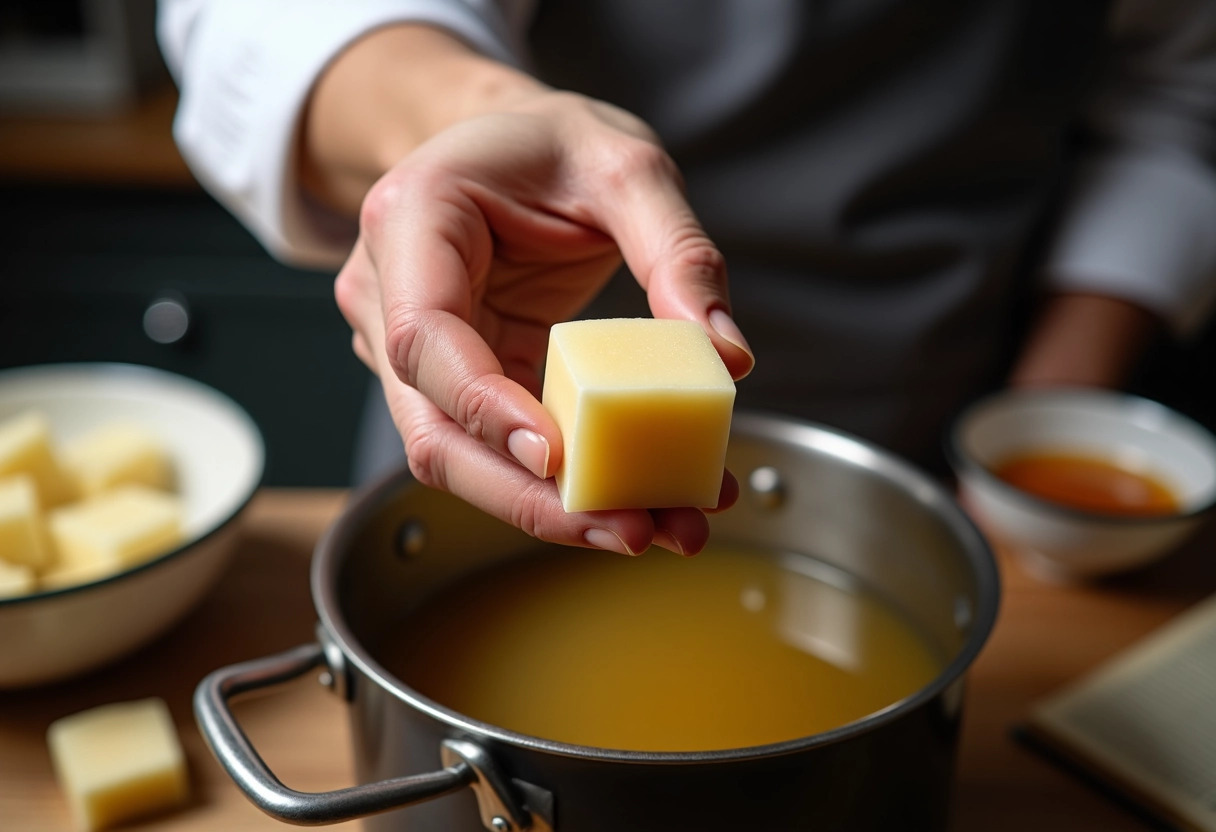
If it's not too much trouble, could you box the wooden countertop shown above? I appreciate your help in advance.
[0,86,196,188]
[2,488,1213,831]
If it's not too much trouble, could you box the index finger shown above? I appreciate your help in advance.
[571,138,755,380]
[364,180,563,481]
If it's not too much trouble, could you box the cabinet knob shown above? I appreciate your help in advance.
[143,294,191,345]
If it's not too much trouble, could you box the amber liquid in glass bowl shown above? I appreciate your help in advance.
[991,451,1179,517]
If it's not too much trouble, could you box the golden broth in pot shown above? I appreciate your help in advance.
[372,545,943,752]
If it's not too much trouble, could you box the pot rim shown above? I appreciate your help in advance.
[313,411,1000,764]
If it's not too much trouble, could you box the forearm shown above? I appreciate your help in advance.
[1008,291,1161,389]
[300,24,547,216]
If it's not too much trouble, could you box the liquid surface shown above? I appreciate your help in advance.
[992,451,1179,517]
[372,546,942,752]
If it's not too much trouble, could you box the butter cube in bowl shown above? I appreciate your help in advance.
[0,363,264,687]
[0,475,52,570]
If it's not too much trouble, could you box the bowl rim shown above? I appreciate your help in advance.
[0,361,265,608]
[946,387,1216,525]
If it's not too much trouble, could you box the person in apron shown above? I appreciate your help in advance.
[160,1,1216,555]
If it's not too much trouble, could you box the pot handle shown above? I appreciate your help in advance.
[195,642,477,825]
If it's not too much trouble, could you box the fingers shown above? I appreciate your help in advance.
[392,306,560,479]
[340,230,715,557]
[707,469,740,514]
[335,103,749,558]
[650,470,739,555]
[344,238,640,551]
[342,260,731,558]
[335,240,383,372]
[380,374,668,555]
[650,508,710,556]
[359,176,564,480]
[579,139,754,380]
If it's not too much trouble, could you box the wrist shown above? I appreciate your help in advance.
[366,28,548,169]
[301,24,547,215]
[1008,291,1161,389]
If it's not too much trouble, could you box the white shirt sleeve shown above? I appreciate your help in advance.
[157,0,536,269]
[1044,0,1216,335]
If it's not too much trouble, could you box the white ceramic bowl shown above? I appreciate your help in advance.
[0,363,264,687]
[948,388,1216,582]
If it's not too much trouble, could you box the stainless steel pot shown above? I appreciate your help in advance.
[196,412,999,831]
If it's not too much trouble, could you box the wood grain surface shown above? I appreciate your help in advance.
[1,488,1212,831]
[0,87,195,187]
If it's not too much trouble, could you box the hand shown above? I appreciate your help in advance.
[334,92,753,556]
[1008,291,1161,389]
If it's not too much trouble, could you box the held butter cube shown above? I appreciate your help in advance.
[62,423,174,497]
[49,485,184,572]
[0,475,50,569]
[0,410,77,507]
[542,319,735,512]
[48,698,190,831]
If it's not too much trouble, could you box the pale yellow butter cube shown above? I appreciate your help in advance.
[49,485,184,572]
[48,698,190,831]
[0,410,77,507]
[62,423,174,497]
[0,474,50,569]
[0,557,36,597]
[542,319,735,512]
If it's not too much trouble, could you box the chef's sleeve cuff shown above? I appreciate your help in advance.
[166,0,525,269]
[1044,148,1216,337]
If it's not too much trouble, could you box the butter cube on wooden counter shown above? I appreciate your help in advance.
[0,475,50,569]
[48,698,190,831]
[542,319,735,512]
[62,423,174,497]
[49,485,184,572]
[0,410,77,507]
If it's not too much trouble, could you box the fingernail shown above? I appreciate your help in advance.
[709,309,754,376]
[508,428,550,479]
[653,529,687,557]
[584,527,637,556]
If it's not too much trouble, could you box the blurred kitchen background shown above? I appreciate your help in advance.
[0,0,368,487]
[1,0,1213,488]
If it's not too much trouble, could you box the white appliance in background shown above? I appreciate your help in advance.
[0,0,163,112]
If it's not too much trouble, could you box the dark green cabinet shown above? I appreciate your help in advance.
[0,185,369,486]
